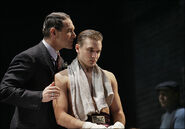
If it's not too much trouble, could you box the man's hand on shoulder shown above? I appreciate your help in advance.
[42,82,60,102]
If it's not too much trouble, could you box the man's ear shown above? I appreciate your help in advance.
[75,44,80,53]
[50,27,56,36]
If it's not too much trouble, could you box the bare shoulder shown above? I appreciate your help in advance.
[55,69,69,88]
[102,69,116,80]
[102,69,118,91]
[55,69,68,79]
[57,69,68,76]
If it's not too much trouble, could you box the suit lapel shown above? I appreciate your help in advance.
[38,42,55,77]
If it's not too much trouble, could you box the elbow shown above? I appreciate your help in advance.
[56,117,62,126]
[55,112,66,127]
[53,102,67,127]
[0,86,10,101]
[55,113,62,126]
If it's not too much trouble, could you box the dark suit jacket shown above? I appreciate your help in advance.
[0,42,65,129]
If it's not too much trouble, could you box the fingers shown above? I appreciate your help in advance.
[50,81,55,86]
[47,85,60,91]
[47,90,60,95]
[47,87,60,100]
[47,85,60,97]
[49,91,60,96]
[49,92,59,100]
[42,90,60,102]
[42,82,61,102]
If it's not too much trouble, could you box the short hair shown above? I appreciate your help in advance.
[42,12,71,37]
[77,29,103,46]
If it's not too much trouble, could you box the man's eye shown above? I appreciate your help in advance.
[97,51,101,54]
[67,29,72,32]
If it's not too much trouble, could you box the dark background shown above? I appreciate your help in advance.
[0,0,184,129]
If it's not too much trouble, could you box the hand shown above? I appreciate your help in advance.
[108,121,125,129]
[42,82,60,102]
[82,122,107,129]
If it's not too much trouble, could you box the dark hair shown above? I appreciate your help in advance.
[42,12,71,37]
[77,29,103,46]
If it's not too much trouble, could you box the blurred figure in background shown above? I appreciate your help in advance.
[156,81,185,129]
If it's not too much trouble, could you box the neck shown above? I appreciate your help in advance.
[44,38,59,51]
[78,58,93,73]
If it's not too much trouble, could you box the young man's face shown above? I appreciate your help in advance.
[76,38,102,68]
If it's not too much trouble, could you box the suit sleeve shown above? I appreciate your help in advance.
[0,53,42,110]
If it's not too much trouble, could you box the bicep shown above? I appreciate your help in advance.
[108,72,125,122]
[109,73,121,111]
[53,74,69,115]
[103,70,124,110]
[110,89,123,113]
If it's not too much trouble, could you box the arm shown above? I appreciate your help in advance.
[53,72,84,128]
[105,71,126,126]
[174,109,185,128]
[0,53,42,110]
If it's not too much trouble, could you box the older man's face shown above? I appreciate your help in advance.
[158,89,178,109]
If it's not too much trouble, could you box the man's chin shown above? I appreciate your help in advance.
[88,64,96,67]
[160,103,167,108]
[65,46,73,49]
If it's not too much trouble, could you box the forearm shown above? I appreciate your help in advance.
[56,112,84,128]
[0,65,44,110]
[0,86,42,110]
[112,110,126,125]
[0,53,43,110]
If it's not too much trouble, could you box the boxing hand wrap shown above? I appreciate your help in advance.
[108,121,125,129]
[82,122,107,128]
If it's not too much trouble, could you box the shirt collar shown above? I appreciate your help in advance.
[42,39,58,61]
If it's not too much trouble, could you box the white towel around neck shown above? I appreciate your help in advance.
[68,58,114,121]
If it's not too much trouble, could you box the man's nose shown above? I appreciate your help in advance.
[72,31,76,38]
[159,94,164,100]
[92,52,97,58]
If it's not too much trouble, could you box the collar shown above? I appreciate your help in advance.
[42,39,58,61]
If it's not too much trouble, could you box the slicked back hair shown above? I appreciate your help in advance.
[42,12,71,37]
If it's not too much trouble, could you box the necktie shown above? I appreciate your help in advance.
[55,52,62,72]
